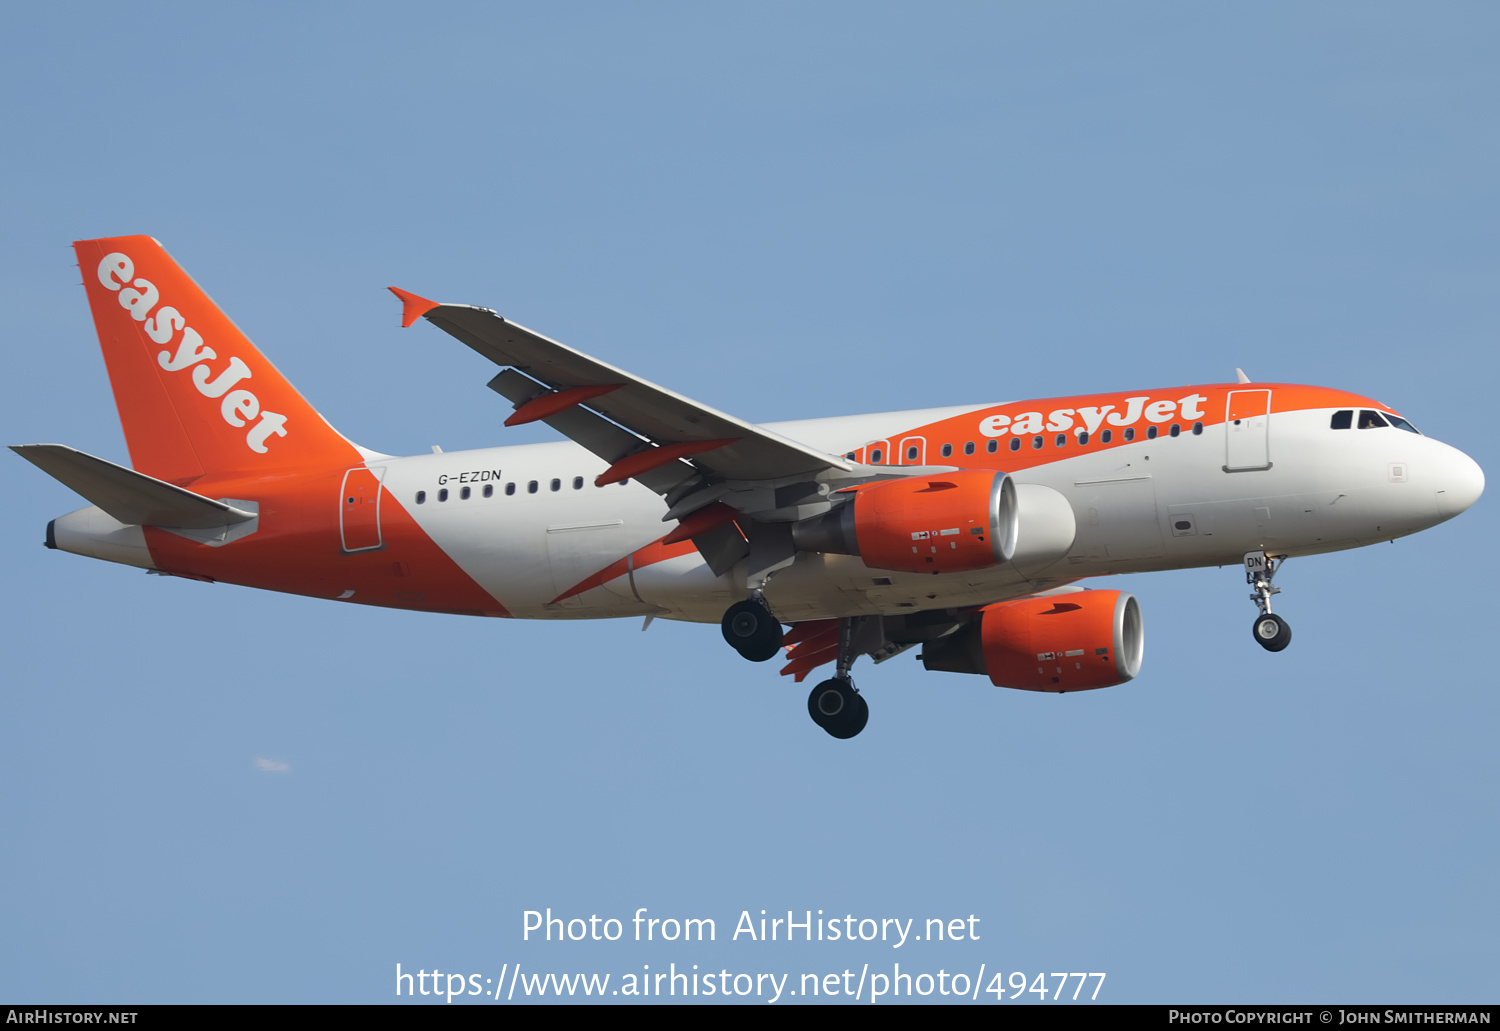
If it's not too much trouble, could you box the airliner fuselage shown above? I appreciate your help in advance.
[17,236,1485,739]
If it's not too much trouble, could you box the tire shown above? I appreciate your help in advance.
[808,679,868,739]
[721,599,783,662]
[1252,613,1292,652]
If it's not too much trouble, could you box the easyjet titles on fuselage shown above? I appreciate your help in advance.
[974,393,1211,439]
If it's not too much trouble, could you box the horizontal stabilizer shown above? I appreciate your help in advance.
[11,444,255,529]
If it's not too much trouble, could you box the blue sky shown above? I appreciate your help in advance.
[2,2,1496,1004]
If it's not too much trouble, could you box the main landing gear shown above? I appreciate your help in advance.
[808,676,868,740]
[721,594,783,662]
[719,598,872,739]
[807,617,870,739]
[1245,551,1292,652]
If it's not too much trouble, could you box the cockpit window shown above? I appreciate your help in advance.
[1330,410,1352,430]
[1385,414,1421,435]
[1358,410,1388,429]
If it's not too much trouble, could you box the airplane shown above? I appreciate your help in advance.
[13,236,1485,738]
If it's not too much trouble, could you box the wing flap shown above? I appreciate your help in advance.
[12,444,255,529]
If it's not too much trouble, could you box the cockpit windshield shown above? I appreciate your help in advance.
[1330,409,1423,434]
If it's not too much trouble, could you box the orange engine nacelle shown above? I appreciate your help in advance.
[921,589,1144,692]
[790,470,1017,575]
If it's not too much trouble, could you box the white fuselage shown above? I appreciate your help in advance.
[379,403,1479,623]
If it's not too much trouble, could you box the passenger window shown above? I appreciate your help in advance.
[1192,422,1203,435]
[1078,431,1089,445]
[550,478,561,491]
[906,446,919,462]
[1101,430,1112,444]
[438,488,449,502]
[416,490,426,504]
[1169,423,1180,437]
[527,481,538,494]
[1009,438,1020,452]
[1147,426,1158,440]
[1123,427,1135,442]
[846,452,857,460]
[1055,434,1066,447]
[987,439,998,453]
[573,476,584,489]
[1358,410,1388,429]
[964,441,975,456]
[483,484,493,498]
[1032,435,1043,449]
[460,486,471,500]
[940,443,952,458]
[505,482,516,496]
[1330,410,1353,430]
[870,449,883,464]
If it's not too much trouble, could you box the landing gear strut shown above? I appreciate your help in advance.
[721,594,783,662]
[1245,551,1292,652]
[806,617,871,739]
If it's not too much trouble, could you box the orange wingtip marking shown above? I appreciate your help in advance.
[387,286,441,328]
[594,438,740,487]
[505,384,625,427]
[661,502,739,545]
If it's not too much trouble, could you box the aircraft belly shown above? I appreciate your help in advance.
[629,552,738,621]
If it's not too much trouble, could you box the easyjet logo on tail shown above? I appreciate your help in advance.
[97,252,289,454]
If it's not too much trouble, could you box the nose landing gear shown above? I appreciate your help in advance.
[1245,551,1292,652]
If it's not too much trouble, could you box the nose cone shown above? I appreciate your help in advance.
[1436,447,1485,520]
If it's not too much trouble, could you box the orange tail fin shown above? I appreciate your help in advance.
[73,236,362,485]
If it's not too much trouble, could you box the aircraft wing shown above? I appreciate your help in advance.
[391,289,852,490]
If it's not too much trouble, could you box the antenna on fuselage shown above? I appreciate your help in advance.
[1235,368,1252,383]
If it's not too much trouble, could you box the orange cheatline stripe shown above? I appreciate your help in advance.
[547,536,698,605]
[594,438,740,487]
[387,287,441,328]
[505,384,625,427]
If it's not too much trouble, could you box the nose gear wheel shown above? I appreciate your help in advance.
[1244,551,1292,652]
[1252,612,1292,652]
